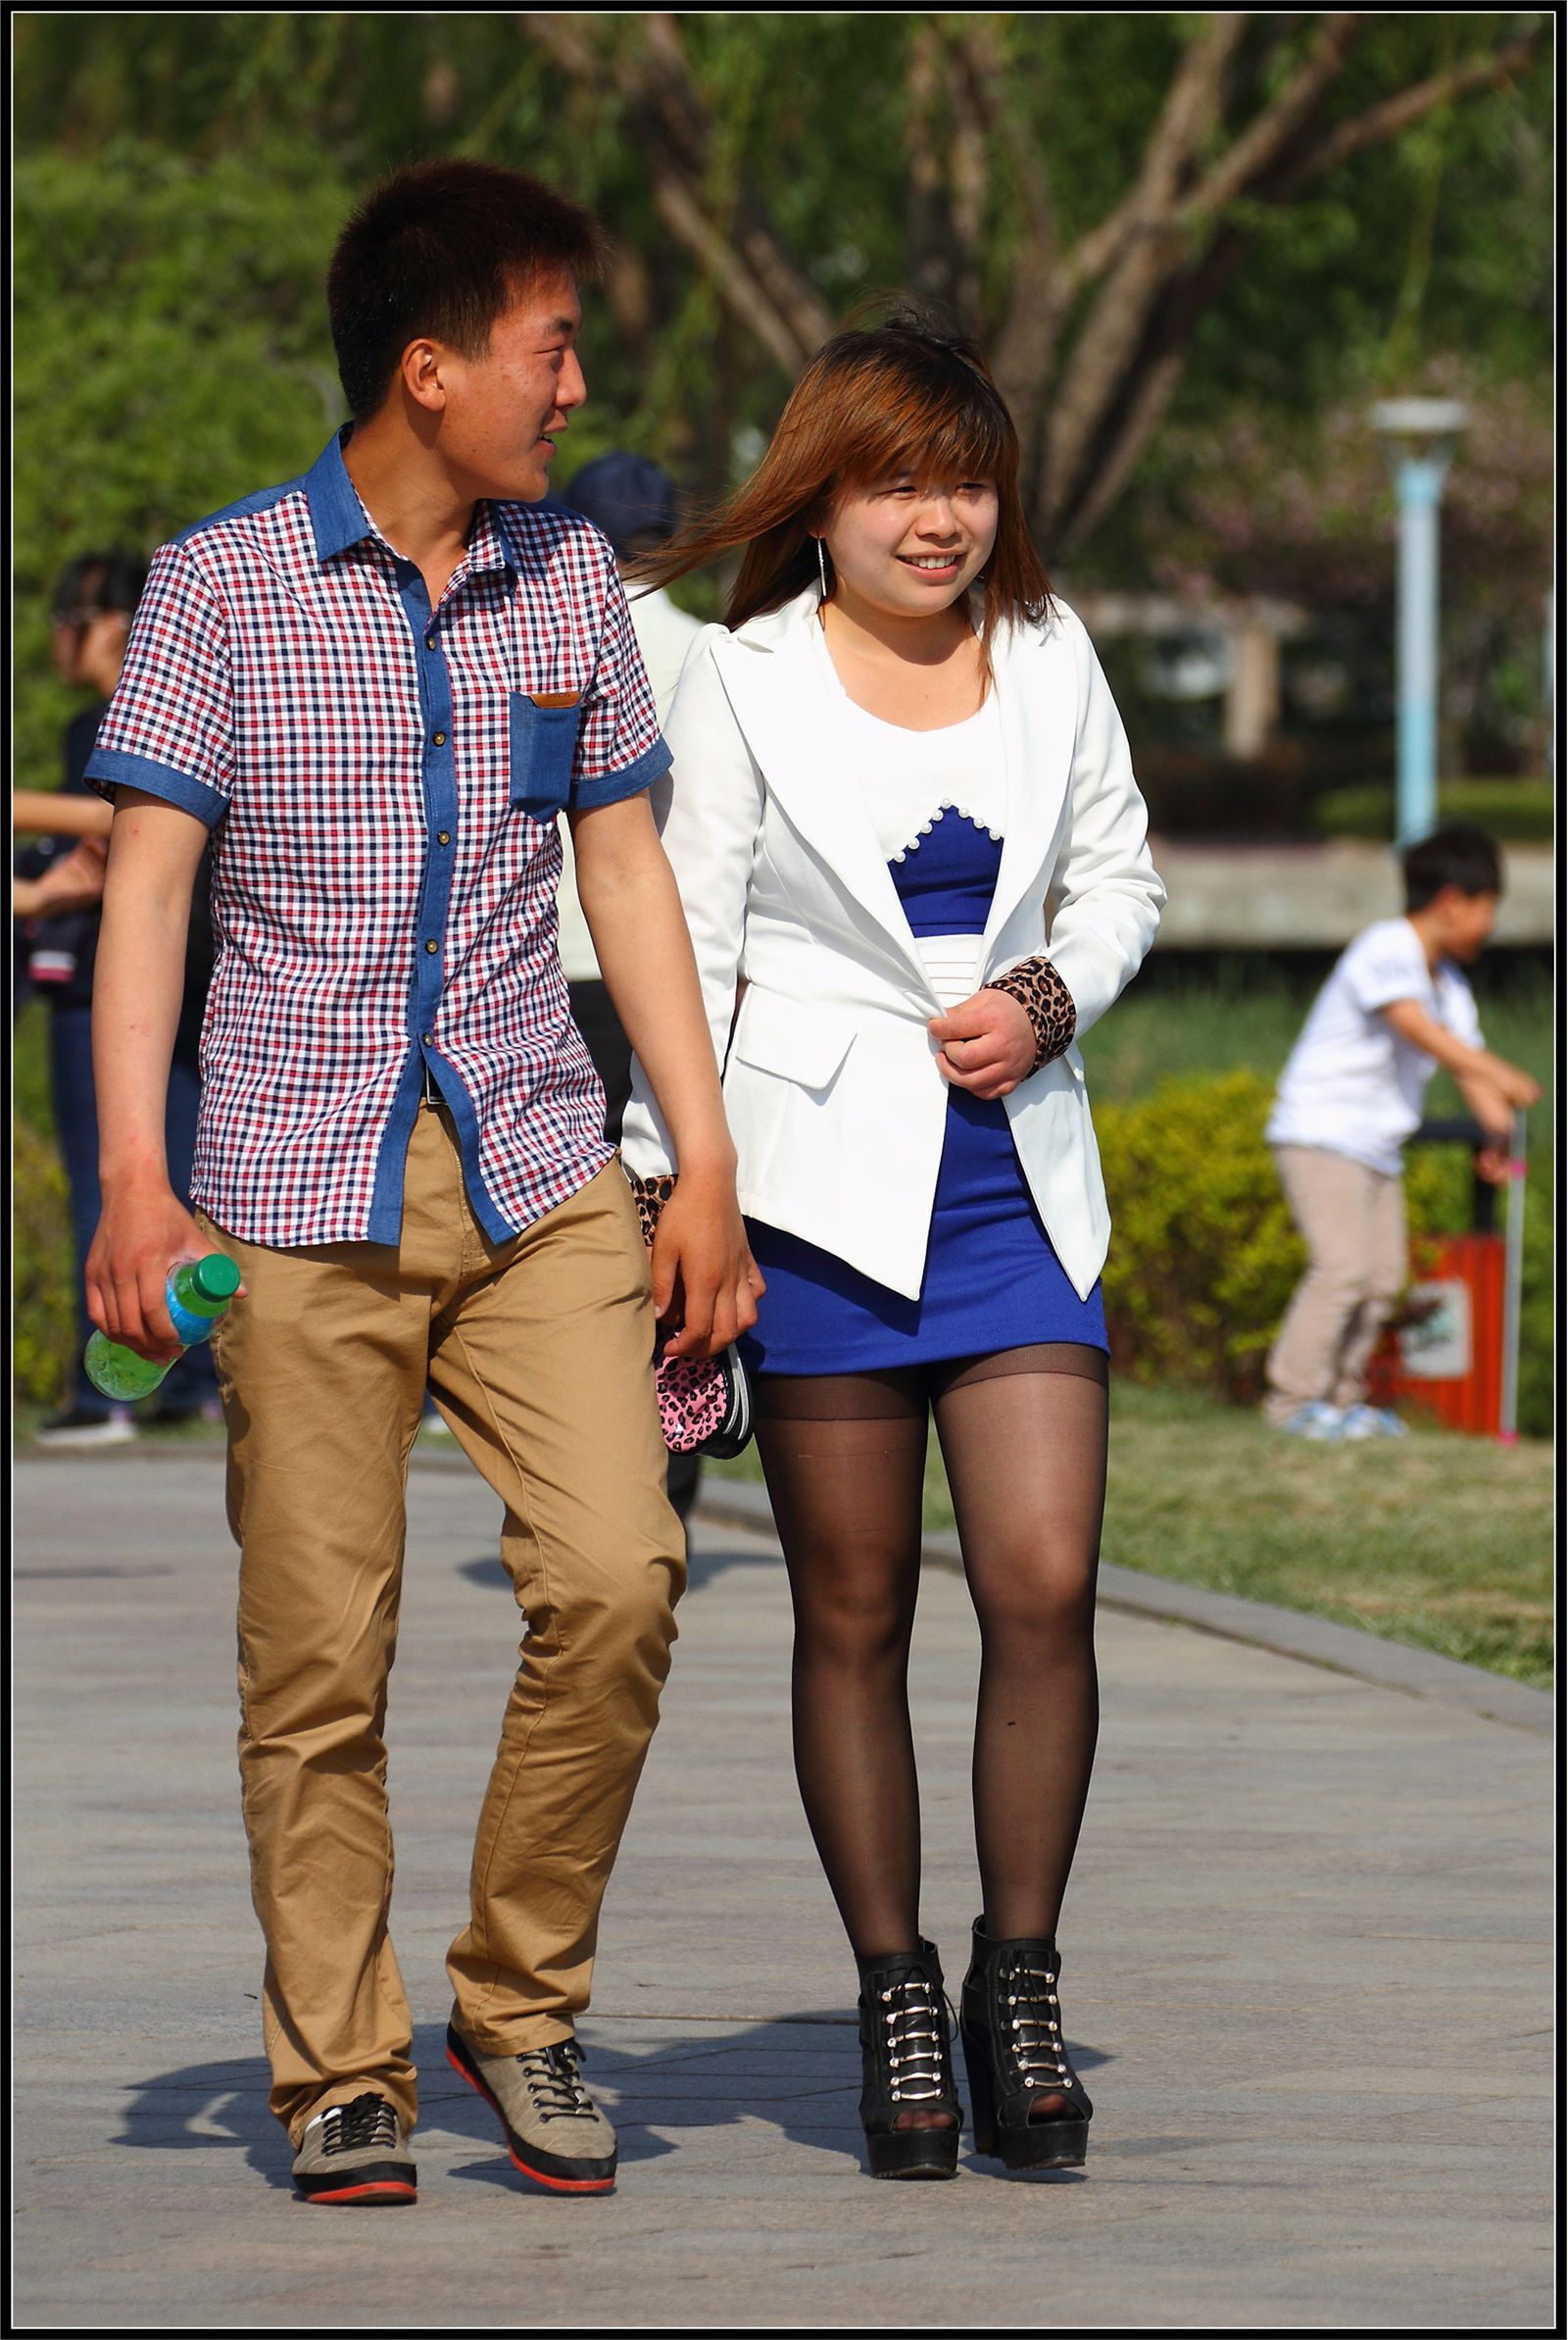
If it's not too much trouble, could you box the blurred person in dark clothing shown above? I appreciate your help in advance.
[556,455,706,1521]
[15,551,220,1443]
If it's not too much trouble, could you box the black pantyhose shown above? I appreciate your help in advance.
[755,1346,1109,2130]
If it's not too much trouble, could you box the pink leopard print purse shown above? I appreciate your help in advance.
[626,1169,756,1459]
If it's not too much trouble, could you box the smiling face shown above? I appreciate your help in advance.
[426,270,587,502]
[820,469,1000,622]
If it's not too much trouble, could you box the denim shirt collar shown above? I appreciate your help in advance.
[304,426,514,581]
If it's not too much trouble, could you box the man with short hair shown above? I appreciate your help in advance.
[86,159,760,2205]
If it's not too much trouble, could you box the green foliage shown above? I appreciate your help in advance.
[12,1114,75,1411]
[1313,778,1554,841]
[12,22,1552,772]
[14,142,353,789]
[1097,1071,1303,1397]
[1097,1069,1553,1435]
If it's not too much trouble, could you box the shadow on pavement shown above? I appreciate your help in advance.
[120,2016,1110,2195]
[457,1540,781,1597]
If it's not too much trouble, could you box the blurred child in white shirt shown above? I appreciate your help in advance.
[1263,825,1540,1441]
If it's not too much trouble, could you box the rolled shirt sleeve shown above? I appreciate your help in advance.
[1342,923,1431,1015]
[84,541,236,826]
[569,553,673,811]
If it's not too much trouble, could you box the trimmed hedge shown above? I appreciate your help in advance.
[13,1071,1553,1438]
[1096,1070,1553,1435]
[1313,778,1553,842]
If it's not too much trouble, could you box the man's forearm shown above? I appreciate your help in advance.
[94,835,197,1191]
[14,790,114,839]
[578,852,734,1176]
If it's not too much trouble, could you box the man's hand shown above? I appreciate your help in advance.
[26,835,109,917]
[648,1167,764,1362]
[928,989,1036,1101]
[86,1174,232,1364]
[1490,1063,1542,1112]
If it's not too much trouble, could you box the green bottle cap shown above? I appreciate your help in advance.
[191,1253,242,1304]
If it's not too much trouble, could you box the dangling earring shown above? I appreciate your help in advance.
[816,536,829,598]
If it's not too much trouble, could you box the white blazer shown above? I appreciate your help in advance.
[620,583,1165,1302]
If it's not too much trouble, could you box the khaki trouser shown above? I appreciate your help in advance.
[1264,1144,1408,1423]
[200,1107,684,2146]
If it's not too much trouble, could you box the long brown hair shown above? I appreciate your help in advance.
[635,311,1053,644]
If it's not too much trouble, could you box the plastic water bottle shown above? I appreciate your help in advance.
[84,1253,242,1402]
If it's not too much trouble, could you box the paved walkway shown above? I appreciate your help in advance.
[13,1453,1554,2328]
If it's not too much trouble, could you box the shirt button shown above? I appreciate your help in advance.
[423,1031,434,1045]
[432,730,446,746]
[437,831,451,846]
[425,940,439,955]
[425,634,437,650]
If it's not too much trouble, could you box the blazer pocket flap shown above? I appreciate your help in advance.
[730,993,854,1089]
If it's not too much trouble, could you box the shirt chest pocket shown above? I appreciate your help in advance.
[509,692,584,819]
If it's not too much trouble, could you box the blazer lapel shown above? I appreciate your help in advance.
[713,592,931,987]
[980,614,1079,967]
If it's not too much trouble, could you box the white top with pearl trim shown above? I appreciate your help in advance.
[810,622,1005,1008]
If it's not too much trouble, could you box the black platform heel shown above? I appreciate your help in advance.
[960,1917,1093,2171]
[856,1940,962,2179]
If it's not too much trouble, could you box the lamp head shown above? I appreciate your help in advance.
[1370,397,1469,470]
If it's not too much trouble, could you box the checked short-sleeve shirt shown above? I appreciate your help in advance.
[87,429,671,1248]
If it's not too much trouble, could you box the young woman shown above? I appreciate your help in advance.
[621,316,1164,2179]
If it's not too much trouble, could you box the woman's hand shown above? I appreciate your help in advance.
[649,1165,765,1361]
[928,989,1036,1101]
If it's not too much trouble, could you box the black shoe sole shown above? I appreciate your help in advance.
[866,2127,960,2179]
[445,2025,616,2194]
[296,2168,417,2206]
[984,2123,1089,2171]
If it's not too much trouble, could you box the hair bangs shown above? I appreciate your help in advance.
[832,358,1014,498]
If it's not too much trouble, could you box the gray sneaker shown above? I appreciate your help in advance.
[446,2021,616,2193]
[291,2091,416,2206]
[1277,1401,1345,1442]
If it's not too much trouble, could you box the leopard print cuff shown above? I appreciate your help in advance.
[980,955,1076,1074]
[625,1168,677,1249]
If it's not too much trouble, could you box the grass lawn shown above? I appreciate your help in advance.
[709,1375,1554,1691]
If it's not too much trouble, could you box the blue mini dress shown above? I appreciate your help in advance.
[740,804,1108,1378]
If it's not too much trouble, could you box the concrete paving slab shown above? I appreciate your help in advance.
[694,1477,1554,1735]
[12,1454,1554,2328]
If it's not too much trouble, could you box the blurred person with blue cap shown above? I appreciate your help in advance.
[559,453,703,712]
[556,453,707,1522]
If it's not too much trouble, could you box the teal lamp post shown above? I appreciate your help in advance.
[1371,398,1468,846]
